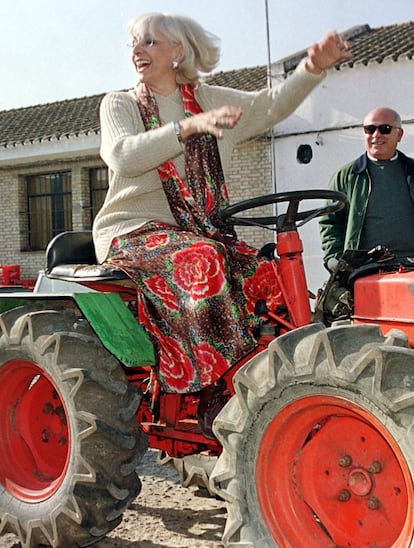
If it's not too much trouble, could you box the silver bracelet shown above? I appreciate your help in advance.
[173,121,183,143]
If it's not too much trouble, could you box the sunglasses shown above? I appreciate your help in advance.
[363,124,400,135]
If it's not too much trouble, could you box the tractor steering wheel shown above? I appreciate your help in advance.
[220,189,347,231]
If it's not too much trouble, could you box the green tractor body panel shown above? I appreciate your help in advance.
[74,292,156,367]
[0,291,155,367]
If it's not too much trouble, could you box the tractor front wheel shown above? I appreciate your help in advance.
[211,323,414,547]
[0,305,147,547]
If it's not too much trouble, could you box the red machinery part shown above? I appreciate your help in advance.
[256,395,414,547]
[0,360,69,502]
[353,268,414,346]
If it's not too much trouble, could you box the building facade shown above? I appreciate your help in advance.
[1,22,413,291]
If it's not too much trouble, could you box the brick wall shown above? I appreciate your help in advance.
[0,156,105,280]
[228,136,274,250]
[0,168,23,270]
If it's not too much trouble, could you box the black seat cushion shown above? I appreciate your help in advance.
[45,231,127,282]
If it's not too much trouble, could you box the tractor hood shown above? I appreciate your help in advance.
[353,268,414,346]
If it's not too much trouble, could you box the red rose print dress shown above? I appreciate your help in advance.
[105,84,284,393]
[107,224,283,393]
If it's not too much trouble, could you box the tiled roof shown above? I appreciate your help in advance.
[0,94,103,148]
[343,21,414,67]
[1,21,413,149]
[205,65,268,91]
[266,22,414,74]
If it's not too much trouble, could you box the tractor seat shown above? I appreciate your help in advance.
[45,231,128,282]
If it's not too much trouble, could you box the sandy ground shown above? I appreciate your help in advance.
[0,450,226,548]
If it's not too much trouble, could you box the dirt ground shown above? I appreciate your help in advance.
[0,450,226,548]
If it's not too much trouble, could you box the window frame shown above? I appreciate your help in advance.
[25,171,72,251]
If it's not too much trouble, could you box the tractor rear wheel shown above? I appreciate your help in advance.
[211,322,414,547]
[0,305,147,547]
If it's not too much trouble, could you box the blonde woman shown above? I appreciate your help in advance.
[93,12,351,393]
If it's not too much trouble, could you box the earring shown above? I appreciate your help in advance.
[172,59,179,70]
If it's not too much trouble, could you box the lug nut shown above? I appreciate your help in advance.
[41,429,50,442]
[42,402,54,414]
[367,497,380,510]
[338,455,353,467]
[338,489,351,502]
[368,461,382,474]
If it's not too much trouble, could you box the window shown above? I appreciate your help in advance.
[89,167,108,226]
[26,172,72,251]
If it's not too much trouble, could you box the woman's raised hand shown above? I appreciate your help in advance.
[305,30,352,75]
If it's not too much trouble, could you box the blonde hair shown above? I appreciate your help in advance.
[127,12,221,85]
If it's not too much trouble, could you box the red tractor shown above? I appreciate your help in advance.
[0,190,413,547]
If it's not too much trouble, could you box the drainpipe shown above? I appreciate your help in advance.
[264,0,278,213]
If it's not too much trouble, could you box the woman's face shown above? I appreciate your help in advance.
[130,23,182,95]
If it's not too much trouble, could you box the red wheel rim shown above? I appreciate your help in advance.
[0,360,70,502]
[256,394,414,547]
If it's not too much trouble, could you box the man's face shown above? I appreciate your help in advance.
[363,109,403,160]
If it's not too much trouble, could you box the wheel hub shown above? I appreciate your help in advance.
[256,395,413,548]
[296,413,406,545]
[348,467,373,497]
[0,360,69,502]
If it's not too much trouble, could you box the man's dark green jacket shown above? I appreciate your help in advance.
[319,150,414,266]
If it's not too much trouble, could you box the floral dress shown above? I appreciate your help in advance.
[106,83,284,393]
[107,223,283,393]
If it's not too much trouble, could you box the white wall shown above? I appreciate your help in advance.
[270,57,414,292]
[0,133,100,167]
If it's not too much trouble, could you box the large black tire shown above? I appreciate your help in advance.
[210,322,414,547]
[0,305,147,547]
[157,451,218,496]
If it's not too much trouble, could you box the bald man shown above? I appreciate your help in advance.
[319,107,414,270]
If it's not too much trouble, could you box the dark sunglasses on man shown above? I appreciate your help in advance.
[363,124,400,135]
